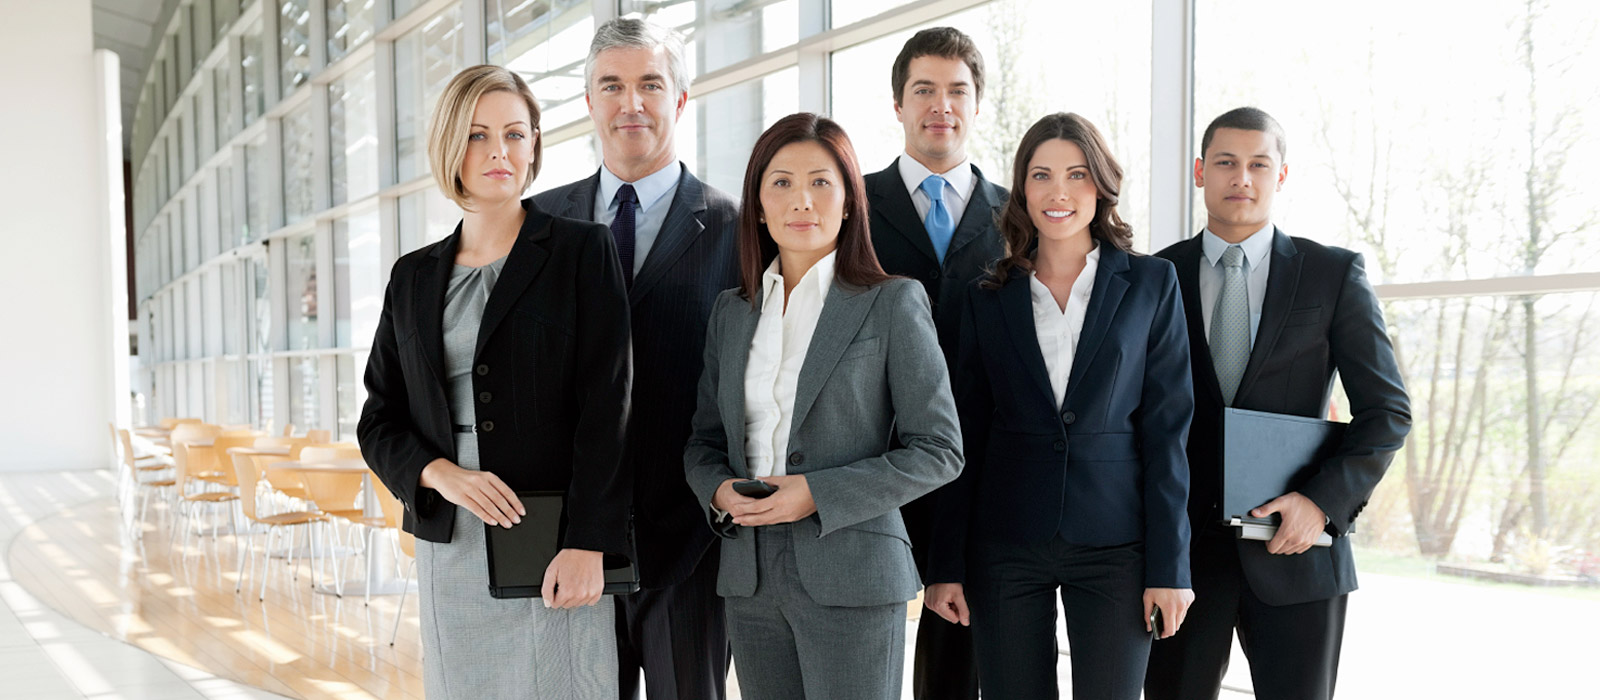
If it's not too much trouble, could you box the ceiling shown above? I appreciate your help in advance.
[93,0,172,161]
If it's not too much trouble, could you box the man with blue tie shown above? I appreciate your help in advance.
[1144,107,1411,700]
[532,18,739,700]
[863,26,1006,700]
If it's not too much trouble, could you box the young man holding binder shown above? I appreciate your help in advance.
[1144,107,1411,700]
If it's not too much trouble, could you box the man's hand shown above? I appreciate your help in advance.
[1143,587,1195,639]
[727,475,817,526]
[1252,491,1327,555]
[541,548,605,608]
[924,583,970,626]
[418,458,524,528]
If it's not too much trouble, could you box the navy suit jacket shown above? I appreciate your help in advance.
[532,166,740,589]
[930,245,1195,589]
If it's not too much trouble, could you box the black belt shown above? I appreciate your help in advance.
[453,424,477,434]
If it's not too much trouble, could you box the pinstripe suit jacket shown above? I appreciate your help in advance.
[533,166,741,589]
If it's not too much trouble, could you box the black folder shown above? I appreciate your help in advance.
[484,492,640,599]
[1220,408,1346,547]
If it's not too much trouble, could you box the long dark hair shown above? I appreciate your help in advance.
[986,112,1134,288]
[737,112,890,305]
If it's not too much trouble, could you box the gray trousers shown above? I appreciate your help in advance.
[725,524,906,700]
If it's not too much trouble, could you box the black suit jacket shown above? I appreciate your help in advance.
[930,247,1194,588]
[533,165,740,589]
[865,158,1007,579]
[357,199,633,556]
[1156,229,1410,606]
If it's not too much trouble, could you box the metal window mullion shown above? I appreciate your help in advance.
[797,0,829,115]
[263,0,284,108]
[1149,0,1194,252]
[463,0,487,65]
[376,34,398,188]
[316,221,336,349]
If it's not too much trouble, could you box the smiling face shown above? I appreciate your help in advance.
[1195,127,1287,242]
[587,45,686,180]
[460,90,538,206]
[1024,138,1098,246]
[759,140,847,259]
[895,55,979,173]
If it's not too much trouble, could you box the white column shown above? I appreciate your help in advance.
[1149,0,1194,251]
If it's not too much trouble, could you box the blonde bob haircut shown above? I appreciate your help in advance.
[428,65,543,209]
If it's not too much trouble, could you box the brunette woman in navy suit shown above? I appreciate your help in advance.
[924,112,1195,699]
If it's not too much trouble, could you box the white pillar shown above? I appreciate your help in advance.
[1149,0,1195,251]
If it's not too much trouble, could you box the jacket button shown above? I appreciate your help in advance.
[1053,440,1066,452]
[479,392,492,404]
[480,420,495,432]
[927,269,939,280]
[788,452,804,467]
[475,364,489,376]
[1062,411,1076,425]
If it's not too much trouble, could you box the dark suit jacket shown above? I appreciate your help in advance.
[865,158,1007,579]
[532,165,740,589]
[357,199,633,556]
[1156,229,1410,606]
[929,246,1195,589]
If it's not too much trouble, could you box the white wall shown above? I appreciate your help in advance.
[0,0,119,470]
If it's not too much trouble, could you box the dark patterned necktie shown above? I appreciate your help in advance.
[611,183,638,289]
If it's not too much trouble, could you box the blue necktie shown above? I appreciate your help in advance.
[1211,245,1250,405]
[611,184,637,289]
[920,175,954,265]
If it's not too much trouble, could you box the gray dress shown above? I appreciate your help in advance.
[415,255,617,700]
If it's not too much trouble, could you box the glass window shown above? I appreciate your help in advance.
[197,180,215,260]
[280,0,312,96]
[214,63,234,144]
[333,204,382,347]
[281,101,318,225]
[679,67,798,196]
[326,0,376,63]
[398,186,460,254]
[830,0,917,29]
[184,194,201,271]
[252,358,274,430]
[183,97,199,178]
[529,134,596,196]
[202,269,221,356]
[242,20,265,124]
[169,207,185,278]
[335,351,368,440]
[249,251,272,354]
[221,358,250,425]
[178,10,195,88]
[629,0,800,75]
[392,0,423,20]
[395,4,466,183]
[245,136,268,240]
[330,61,379,204]
[214,0,238,38]
[221,262,241,355]
[487,0,595,130]
[167,130,182,194]
[186,280,203,359]
[287,356,321,432]
[216,161,235,253]
[284,232,320,350]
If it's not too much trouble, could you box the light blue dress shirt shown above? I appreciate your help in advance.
[595,161,682,276]
[1198,222,1274,347]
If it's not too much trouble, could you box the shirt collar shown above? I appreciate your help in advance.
[761,250,839,311]
[1201,222,1274,268]
[1029,243,1101,304]
[897,152,973,202]
[599,160,682,214]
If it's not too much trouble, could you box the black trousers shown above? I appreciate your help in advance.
[1144,530,1347,700]
[966,535,1151,700]
[616,551,731,700]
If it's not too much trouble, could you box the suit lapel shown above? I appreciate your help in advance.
[1171,235,1225,406]
[415,228,458,396]
[559,172,600,220]
[997,276,1058,409]
[788,283,881,436]
[721,294,761,476]
[869,158,940,265]
[472,203,553,361]
[631,166,706,305]
[1236,229,1301,401]
[945,165,1003,261]
[1063,247,1130,405]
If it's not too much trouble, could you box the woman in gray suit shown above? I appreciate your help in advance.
[683,112,964,700]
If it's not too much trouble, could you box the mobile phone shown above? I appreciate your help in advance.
[1150,607,1166,637]
[732,479,779,499]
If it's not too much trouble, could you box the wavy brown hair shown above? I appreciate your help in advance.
[737,112,890,305]
[986,112,1134,288]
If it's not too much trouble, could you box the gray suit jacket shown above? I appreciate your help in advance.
[684,278,963,608]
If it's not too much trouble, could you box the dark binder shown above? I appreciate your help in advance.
[484,491,640,599]
[1220,407,1345,547]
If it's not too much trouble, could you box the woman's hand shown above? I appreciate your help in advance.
[711,478,759,515]
[418,458,524,528]
[726,475,817,526]
[1143,587,1196,639]
[924,583,970,626]
[542,548,605,608]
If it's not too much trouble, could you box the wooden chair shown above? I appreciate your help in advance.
[282,423,297,437]
[231,450,325,600]
[114,427,174,535]
[305,429,333,443]
[389,529,417,646]
[247,436,314,503]
[168,424,235,555]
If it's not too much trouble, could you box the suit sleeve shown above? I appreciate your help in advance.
[1137,262,1194,588]
[683,291,741,538]
[1298,253,1411,535]
[561,224,634,555]
[805,281,965,536]
[925,282,994,585]
[357,274,446,519]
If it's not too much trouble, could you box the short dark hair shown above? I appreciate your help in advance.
[988,113,1134,288]
[1200,107,1287,162]
[736,113,891,305]
[890,27,985,106]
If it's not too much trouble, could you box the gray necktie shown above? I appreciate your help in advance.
[1211,245,1250,405]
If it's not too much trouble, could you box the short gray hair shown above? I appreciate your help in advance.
[584,18,690,97]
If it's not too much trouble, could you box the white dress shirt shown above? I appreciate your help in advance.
[1030,245,1100,409]
[897,152,977,231]
[595,161,682,276]
[743,251,838,478]
[1198,223,1274,345]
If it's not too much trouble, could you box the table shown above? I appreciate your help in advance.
[227,446,291,457]
[271,459,410,596]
